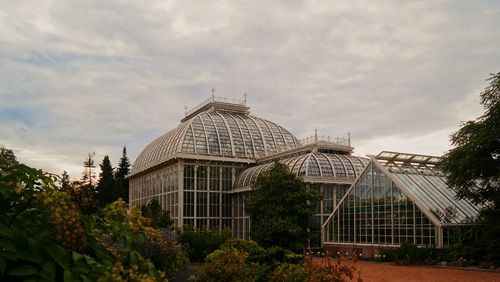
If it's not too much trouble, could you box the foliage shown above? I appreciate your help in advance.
[115,147,130,202]
[0,151,184,281]
[439,72,500,264]
[220,238,266,259]
[176,227,231,262]
[97,155,116,207]
[141,199,174,229]
[304,256,362,282]
[195,249,257,282]
[197,239,360,282]
[82,152,97,187]
[200,238,305,281]
[378,243,436,265]
[440,73,500,206]
[269,263,307,282]
[68,181,101,215]
[0,147,18,166]
[59,170,72,192]
[246,162,322,252]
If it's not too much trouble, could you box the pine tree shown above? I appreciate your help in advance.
[72,153,99,214]
[59,171,72,192]
[97,155,116,206]
[115,147,131,203]
[82,152,96,187]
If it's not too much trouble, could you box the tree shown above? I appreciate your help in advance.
[97,155,116,206]
[0,146,18,167]
[141,199,174,229]
[440,72,500,206]
[115,146,131,202]
[82,152,97,187]
[245,162,321,252]
[440,72,500,262]
[59,170,72,191]
[72,153,100,214]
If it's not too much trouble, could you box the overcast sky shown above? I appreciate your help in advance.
[1,1,499,178]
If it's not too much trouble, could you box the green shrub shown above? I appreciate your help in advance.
[269,263,307,282]
[195,249,257,282]
[305,256,362,282]
[176,227,231,262]
[380,243,436,265]
[202,238,305,281]
[0,154,182,281]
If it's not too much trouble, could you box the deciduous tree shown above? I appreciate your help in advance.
[0,146,18,166]
[440,72,500,262]
[245,162,321,252]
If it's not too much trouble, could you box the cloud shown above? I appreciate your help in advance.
[0,0,499,178]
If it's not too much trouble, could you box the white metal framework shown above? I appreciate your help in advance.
[322,151,480,248]
[129,97,481,248]
[130,107,299,177]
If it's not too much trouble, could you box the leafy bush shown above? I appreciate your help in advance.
[379,243,436,265]
[176,227,231,262]
[269,263,307,282]
[0,154,181,281]
[220,238,266,256]
[141,199,174,229]
[305,256,362,282]
[195,249,257,282]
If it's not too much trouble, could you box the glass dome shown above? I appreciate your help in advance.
[130,110,299,176]
[234,152,369,189]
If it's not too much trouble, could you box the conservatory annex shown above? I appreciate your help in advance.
[322,151,480,249]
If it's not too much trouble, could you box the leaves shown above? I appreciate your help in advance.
[246,162,321,251]
[440,72,500,264]
[8,265,38,276]
[1,150,171,281]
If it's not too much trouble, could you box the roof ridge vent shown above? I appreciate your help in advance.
[182,94,249,122]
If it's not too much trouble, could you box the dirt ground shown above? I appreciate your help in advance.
[347,261,500,282]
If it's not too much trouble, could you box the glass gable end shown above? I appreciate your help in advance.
[324,163,438,247]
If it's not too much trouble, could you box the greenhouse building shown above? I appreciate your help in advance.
[128,97,480,252]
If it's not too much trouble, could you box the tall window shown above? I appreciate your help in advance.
[184,164,195,190]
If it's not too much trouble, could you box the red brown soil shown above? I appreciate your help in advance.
[313,258,500,282]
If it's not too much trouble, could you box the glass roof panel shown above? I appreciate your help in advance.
[233,152,369,189]
[130,108,300,176]
[387,162,479,224]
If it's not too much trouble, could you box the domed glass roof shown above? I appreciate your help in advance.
[130,110,299,176]
[234,152,369,189]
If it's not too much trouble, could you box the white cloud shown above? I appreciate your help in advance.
[0,0,499,179]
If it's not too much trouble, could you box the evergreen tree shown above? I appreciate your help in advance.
[72,153,99,214]
[245,162,321,252]
[59,170,72,192]
[82,152,97,187]
[115,147,131,202]
[141,199,174,229]
[97,155,116,206]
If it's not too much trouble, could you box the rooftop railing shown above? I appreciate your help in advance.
[185,95,246,117]
[299,134,350,147]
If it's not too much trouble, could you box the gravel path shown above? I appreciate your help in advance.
[344,261,500,282]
